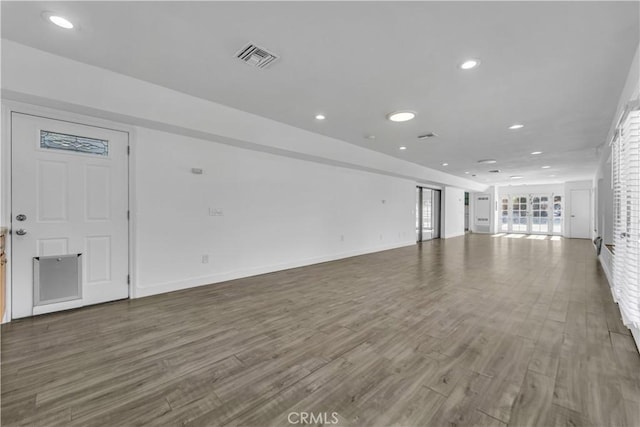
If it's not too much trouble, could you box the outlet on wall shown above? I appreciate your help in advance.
[201,254,209,264]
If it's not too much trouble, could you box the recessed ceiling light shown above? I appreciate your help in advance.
[315,114,325,120]
[464,171,470,174]
[365,135,376,140]
[442,163,449,166]
[399,146,407,150]
[510,175,523,179]
[549,174,556,177]
[460,59,480,70]
[541,165,551,169]
[49,15,74,29]
[477,159,497,164]
[387,111,416,122]
[531,151,542,155]
[508,124,524,130]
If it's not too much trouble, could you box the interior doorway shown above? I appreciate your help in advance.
[416,187,441,242]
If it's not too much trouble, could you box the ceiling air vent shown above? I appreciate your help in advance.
[489,169,501,173]
[418,132,438,139]
[235,43,279,69]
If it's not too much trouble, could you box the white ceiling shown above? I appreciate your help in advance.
[2,1,639,186]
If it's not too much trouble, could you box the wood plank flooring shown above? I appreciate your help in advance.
[2,234,639,426]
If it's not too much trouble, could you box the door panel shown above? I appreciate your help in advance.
[569,189,591,238]
[511,196,528,232]
[11,113,129,318]
[553,195,563,234]
[530,195,550,234]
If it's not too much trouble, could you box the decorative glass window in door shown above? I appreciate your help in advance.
[553,195,563,233]
[40,130,109,156]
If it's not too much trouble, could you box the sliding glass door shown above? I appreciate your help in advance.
[416,187,441,241]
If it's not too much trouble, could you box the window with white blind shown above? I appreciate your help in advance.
[612,101,640,328]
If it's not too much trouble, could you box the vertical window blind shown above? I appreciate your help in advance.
[612,101,640,328]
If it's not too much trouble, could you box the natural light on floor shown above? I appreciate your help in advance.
[492,234,563,241]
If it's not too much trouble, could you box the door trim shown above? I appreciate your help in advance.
[2,101,137,322]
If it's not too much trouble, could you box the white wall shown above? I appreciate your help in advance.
[442,187,465,239]
[134,127,415,297]
[1,40,483,314]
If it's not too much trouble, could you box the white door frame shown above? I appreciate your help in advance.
[1,100,138,323]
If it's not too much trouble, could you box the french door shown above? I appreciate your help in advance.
[500,193,562,235]
[416,187,441,241]
[530,194,551,234]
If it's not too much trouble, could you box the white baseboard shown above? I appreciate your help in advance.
[442,232,466,239]
[134,241,415,298]
[631,326,640,352]
[598,248,614,289]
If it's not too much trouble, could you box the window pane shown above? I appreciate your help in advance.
[40,130,109,156]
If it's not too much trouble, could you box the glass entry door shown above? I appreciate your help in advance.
[416,187,441,241]
[511,195,529,232]
[500,193,562,235]
[530,194,550,234]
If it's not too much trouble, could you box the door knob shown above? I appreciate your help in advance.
[16,214,26,221]
[15,229,27,236]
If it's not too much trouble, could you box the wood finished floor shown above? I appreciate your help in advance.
[2,234,640,426]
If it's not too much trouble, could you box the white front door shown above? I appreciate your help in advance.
[569,189,591,239]
[11,113,129,318]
